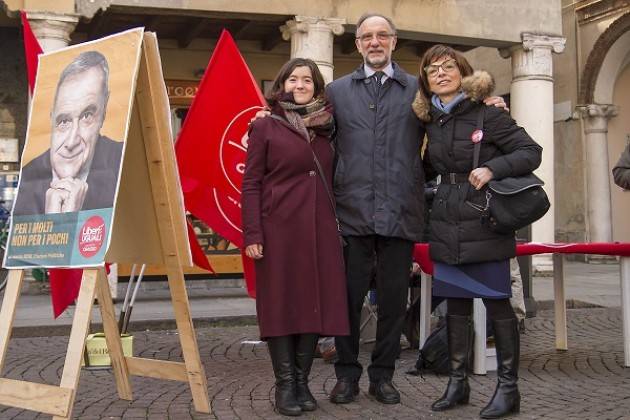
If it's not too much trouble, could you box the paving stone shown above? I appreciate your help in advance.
[1,307,630,418]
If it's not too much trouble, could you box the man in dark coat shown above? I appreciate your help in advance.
[326,13,426,405]
[13,50,123,216]
[327,14,507,405]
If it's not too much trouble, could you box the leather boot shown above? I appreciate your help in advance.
[480,318,521,419]
[431,315,472,411]
[294,334,319,411]
[267,336,302,416]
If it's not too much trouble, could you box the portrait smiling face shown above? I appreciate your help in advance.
[50,66,108,180]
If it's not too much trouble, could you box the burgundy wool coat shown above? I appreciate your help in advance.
[242,114,350,339]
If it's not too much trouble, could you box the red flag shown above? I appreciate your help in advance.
[49,268,83,318]
[175,30,265,297]
[20,11,43,95]
[187,220,214,272]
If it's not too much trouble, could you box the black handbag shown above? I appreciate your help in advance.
[468,107,550,234]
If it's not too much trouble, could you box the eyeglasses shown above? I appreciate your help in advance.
[424,59,458,78]
[356,32,396,43]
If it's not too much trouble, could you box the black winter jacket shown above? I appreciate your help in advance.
[412,71,542,264]
[327,63,426,242]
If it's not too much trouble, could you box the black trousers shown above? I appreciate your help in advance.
[334,235,414,382]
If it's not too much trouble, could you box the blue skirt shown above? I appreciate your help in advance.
[433,260,511,299]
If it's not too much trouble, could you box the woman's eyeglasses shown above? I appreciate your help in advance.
[424,59,458,78]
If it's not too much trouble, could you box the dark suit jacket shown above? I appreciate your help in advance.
[13,135,123,216]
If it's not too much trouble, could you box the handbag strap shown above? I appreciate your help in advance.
[269,113,342,234]
[473,106,485,169]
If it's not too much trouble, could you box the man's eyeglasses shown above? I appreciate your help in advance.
[424,59,459,78]
[356,32,395,43]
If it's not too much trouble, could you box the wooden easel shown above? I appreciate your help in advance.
[0,31,210,418]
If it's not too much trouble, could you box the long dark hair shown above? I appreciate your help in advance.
[266,58,326,106]
[418,44,474,100]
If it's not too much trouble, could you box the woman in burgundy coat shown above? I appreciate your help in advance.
[242,58,349,417]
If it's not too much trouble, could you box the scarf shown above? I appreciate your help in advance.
[431,91,467,114]
[276,92,334,142]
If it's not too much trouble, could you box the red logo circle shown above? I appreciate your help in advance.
[78,216,106,258]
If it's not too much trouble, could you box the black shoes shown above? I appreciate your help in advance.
[329,378,359,404]
[431,315,473,412]
[295,334,319,412]
[479,318,521,419]
[267,336,302,416]
[368,379,400,404]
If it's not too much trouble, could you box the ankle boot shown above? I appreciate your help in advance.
[294,334,319,411]
[480,318,521,419]
[431,315,472,412]
[267,336,302,416]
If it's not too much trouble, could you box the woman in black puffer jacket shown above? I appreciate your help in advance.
[412,45,542,419]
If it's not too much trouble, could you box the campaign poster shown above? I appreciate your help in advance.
[3,28,144,268]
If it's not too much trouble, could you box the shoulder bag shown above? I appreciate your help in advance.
[468,107,550,234]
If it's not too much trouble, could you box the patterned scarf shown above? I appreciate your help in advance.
[277,93,334,142]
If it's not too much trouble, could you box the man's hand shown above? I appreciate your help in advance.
[469,167,494,190]
[483,96,509,112]
[45,178,88,213]
[245,243,264,259]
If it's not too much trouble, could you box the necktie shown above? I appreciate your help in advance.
[373,71,384,96]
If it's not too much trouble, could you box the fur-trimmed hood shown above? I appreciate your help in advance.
[411,70,495,122]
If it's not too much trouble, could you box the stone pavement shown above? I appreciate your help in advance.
[1,307,630,419]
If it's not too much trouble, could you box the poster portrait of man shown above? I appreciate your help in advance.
[5,28,143,269]
[13,51,123,216]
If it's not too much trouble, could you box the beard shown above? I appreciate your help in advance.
[365,52,390,69]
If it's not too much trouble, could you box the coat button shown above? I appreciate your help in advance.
[309,170,316,177]
[369,104,375,109]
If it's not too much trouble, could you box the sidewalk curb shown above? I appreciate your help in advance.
[12,314,258,338]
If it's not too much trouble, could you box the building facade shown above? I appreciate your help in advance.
[10,0,617,273]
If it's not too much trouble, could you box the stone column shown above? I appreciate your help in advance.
[280,16,345,84]
[501,33,566,273]
[577,104,618,258]
[26,12,79,53]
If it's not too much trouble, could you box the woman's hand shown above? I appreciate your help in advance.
[469,167,494,190]
[249,108,271,124]
[245,243,264,259]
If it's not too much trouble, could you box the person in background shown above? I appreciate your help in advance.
[413,44,542,418]
[242,58,349,417]
[613,143,630,189]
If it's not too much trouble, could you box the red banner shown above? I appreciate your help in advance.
[20,11,43,95]
[413,242,630,275]
[175,30,265,297]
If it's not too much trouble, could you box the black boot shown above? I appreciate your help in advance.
[267,336,302,416]
[431,315,472,412]
[480,318,521,419]
[294,334,319,412]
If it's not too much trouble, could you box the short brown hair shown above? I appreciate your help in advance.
[266,58,326,105]
[418,44,474,100]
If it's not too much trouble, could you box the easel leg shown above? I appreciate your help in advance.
[166,266,210,413]
[52,269,98,420]
[96,268,133,399]
[0,270,25,374]
[553,254,568,351]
